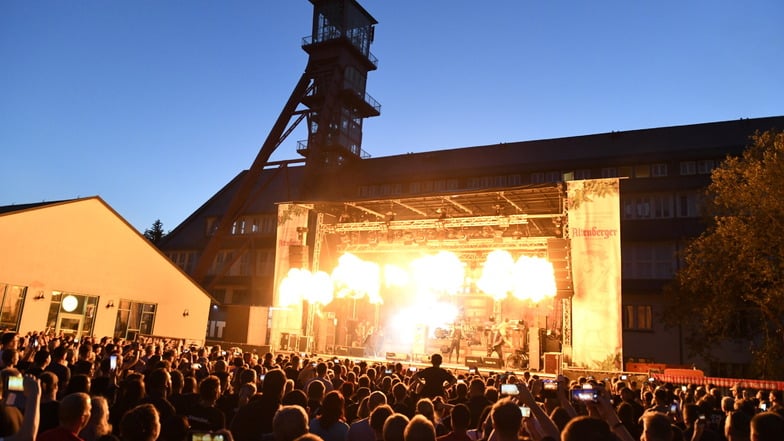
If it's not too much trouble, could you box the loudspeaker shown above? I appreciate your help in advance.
[465,356,483,366]
[544,352,562,375]
[349,346,365,357]
[297,336,311,353]
[335,346,349,356]
[482,358,503,369]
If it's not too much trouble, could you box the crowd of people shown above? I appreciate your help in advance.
[1,330,783,441]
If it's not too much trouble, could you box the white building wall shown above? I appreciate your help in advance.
[0,197,211,343]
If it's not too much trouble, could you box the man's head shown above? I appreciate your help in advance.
[403,414,436,441]
[641,412,673,441]
[561,416,614,441]
[120,403,160,441]
[490,398,522,439]
[750,412,784,441]
[430,353,442,367]
[368,390,388,412]
[59,392,92,433]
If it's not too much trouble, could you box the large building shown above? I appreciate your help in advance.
[159,115,784,374]
[0,197,213,343]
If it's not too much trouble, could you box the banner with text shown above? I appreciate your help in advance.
[567,178,622,370]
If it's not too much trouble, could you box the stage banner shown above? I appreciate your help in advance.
[567,179,622,370]
[271,203,310,349]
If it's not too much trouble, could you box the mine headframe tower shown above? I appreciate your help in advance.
[191,0,380,286]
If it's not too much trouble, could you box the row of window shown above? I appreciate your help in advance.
[205,215,278,237]
[168,250,275,277]
[358,160,719,198]
[622,192,703,219]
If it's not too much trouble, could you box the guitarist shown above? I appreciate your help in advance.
[488,319,510,361]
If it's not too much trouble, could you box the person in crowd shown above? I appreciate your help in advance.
[1,374,41,441]
[767,390,784,417]
[416,398,447,437]
[466,378,492,429]
[46,345,71,399]
[750,411,784,441]
[38,392,92,441]
[412,354,456,399]
[139,367,176,425]
[231,368,287,441]
[404,414,437,441]
[119,403,160,441]
[437,402,471,441]
[309,390,349,441]
[383,414,410,441]
[25,349,51,377]
[79,395,112,441]
[109,375,146,436]
[272,405,310,441]
[186,375,226,431]
[38,371,61,434]
[639,412,674,441]
[347,390,387,441]
[368,404,394,440]
[306,378,326,419]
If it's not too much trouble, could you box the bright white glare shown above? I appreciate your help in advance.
[409,251,465,296]
[478,250,557,303]
[512,256,557,302]
[477,250,515,300]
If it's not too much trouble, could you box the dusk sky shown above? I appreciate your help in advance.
[2,1,782,233]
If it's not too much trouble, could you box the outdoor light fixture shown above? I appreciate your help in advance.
[105,300,115,308]
[34,291,46,300]
[62,295,78,312]
[182,309,190,317]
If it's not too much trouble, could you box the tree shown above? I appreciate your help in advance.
[143,219,166,244]
[664,129,784,379]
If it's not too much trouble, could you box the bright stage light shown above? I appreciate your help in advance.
[477,249,515,300]
[512,256,557,302]
[410,251,465,296]
[478,250,557,302]
[331,252,381,303]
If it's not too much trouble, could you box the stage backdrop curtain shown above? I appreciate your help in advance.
[567,179,622,370]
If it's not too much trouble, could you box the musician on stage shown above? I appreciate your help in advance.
[489,318,510,361]
[447,323,463,363]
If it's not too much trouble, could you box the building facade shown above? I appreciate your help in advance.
[0,197,213,344]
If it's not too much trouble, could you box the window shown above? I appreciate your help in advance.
[622,194,673,219]
[47,291,98,339]
[651,163,668,177]
[0,284,26,330]
[575,169,592,180]
[624,305,653,330]
[697,159,717,174]
[530,173,545,184]
[508,174,522,186]
[680,161,696,175]
[545,171,561,183]
[622,242,676,279]
[601,168,618,178]
[410,182,422,193]
[115,300,156,340]
[256,250,275,276]
[676,192,701,218]
[634,165,651,178]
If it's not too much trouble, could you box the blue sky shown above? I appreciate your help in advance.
[2,0,782,233]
